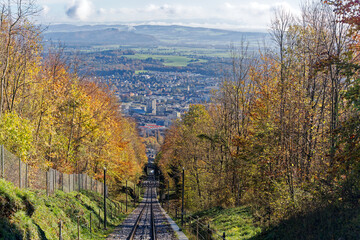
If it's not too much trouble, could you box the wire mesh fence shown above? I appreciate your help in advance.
[0,145,106,196]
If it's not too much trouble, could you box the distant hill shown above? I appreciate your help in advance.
[135,25,268,45]
[43,24,269,49]
[43,27,159,47]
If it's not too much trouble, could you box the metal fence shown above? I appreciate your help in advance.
[0,145,106,196]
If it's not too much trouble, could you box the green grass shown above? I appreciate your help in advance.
[124,54,207,67]
[132,46,231,58]
[0,178,136,240]
[71,45,232,58]
[174,203,360,240]
[135,70,150,75]
[198,207,261,240]
[174,206,261,240]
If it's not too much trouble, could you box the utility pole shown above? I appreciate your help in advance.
[126,180,128,212]
[103,167,107,230]
[134,182,136,207]
[181,167,185,227]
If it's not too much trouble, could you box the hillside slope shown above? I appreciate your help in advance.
[183,205,360,240]
[0,179,133,239]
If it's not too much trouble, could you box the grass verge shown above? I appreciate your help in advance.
[172,206,261,240]
[0,178,135,239]
[174,203,360,240]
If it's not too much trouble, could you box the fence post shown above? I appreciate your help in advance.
[90,212,92,238]
[103,167,107,230]
[181,167,185,227]
[134,182,136,207]
[78,173,81,191]
[61,173,64,191]
[19,157,21,188]
[77,216,80,240]
[223,232,226,240]
[46,171,49,196]
[167,180,170,212]
[90,177,93,191]
[99,209,101,229]
[25,163,28,189]
[59,220,62,240]
[207,223,210,240]
[0,146,3,179]
[110,203,112,219]
[197,217,199,240]
[69,174,71,192]
[54,170,56,192]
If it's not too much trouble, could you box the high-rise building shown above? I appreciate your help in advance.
[147,99,157,115]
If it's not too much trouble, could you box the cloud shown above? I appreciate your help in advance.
[96,4,204,22]
[57,1,300,30]
[66,0,94,21]
[217,1,299,28]
[41,5,50,16]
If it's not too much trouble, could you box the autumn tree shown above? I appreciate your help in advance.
[159,0,359,227]
[0,1,147,190]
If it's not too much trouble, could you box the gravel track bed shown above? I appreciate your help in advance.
[107,186,177,240]
[153,200,177,240]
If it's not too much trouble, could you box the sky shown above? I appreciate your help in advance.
[37,0,303,31]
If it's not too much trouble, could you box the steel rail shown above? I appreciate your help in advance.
[150,187,157,240]
[127,188,149,240]
[127,185,157,240]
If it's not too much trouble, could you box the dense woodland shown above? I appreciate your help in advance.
[0,1,147,189]
[158,0,360,227]
[1,0,360,235]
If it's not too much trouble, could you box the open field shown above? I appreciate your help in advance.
[124,53,208,67]
[133,46,232,58]
[84,45,232,58]
[135,70,150,75]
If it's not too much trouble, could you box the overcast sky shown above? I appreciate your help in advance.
[37,0,303,31]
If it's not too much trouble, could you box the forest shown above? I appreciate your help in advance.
[158,0,360,231]
[0,1,147,191]
[1,0,360,237]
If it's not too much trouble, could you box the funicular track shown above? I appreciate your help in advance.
[107,173,177,240]
[127,178,157,240]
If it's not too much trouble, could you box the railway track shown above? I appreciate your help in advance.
[107,176,176,240]
[127,186,157,240]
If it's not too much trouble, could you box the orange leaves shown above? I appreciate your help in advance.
[2,44,145,186]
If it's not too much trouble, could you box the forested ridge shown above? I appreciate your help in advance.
[158,0,360,235]
[0,1,146,190]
